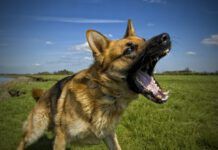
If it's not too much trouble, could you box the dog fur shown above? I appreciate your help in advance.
[17,20,157,150]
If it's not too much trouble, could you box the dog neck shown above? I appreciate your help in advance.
[85,65,136,102]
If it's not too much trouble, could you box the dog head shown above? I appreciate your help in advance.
[86,20,171,104]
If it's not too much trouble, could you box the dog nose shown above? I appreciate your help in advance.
[160,33,170,44]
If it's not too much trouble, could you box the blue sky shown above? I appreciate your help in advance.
[0,0,218,73]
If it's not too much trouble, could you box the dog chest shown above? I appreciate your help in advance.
[66,108,121,143]
[66,118,108,144]
[67,118,89,138]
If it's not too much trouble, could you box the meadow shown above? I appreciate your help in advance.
[0,75,217,150]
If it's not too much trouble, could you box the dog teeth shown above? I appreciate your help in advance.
[146,84,150,88]
[162,95,169,101]
[163,91,169,95]
[157,94,162,99]
[164,49,169,54]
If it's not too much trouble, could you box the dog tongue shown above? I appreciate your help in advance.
[135,70,158,92]
[135,70,167,100]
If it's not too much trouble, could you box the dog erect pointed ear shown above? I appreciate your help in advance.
[86,30,110,62]
[124,19,135,38]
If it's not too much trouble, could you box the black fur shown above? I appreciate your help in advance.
[49,74,76,125]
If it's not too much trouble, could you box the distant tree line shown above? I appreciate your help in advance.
[36,69,74,75]
[1,68,218,76]
[36,68,218,75]
[158,67,218,75]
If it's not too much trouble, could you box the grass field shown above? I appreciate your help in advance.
[0,75,218,150]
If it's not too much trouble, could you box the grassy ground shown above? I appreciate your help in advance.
[0,75,218,150]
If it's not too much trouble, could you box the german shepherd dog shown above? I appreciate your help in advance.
[17,20,171,150]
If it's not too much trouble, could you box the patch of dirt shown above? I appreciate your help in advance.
[0,76,30,101]
[0,75,54,101]
[8,89,26,97]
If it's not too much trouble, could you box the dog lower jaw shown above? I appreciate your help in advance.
[134,70,169,103]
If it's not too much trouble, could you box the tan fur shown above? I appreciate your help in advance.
[17,20,147,150]
[32,88,44,102]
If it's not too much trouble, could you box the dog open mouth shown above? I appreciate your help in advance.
[133,48,170,103]
[127,33,171,104]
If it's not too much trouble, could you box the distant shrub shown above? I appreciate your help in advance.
[157,68,218,75]
[36,69,74,75]
[53,69,73,75]
[37,71,51,75]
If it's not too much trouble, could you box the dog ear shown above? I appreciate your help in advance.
[86,30,110,62]
[124,19,135,38]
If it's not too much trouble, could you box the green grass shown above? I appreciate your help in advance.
[0,75,218,150]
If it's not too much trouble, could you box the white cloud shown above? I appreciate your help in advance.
[34,16,126,24]
[108,34,113,38]
[34,63,41,66]
[71,42,91,52]
[186,51,196,55]
[202,34,218,45]
[45,41,54,45]
[84,56,92,61]
[147,22,155,27]
[143,0,166,4]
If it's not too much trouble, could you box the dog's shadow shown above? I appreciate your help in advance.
[25,133,71,150]
[26,135,53,150]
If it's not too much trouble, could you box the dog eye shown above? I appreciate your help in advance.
[123,47,134,55]
[123,42,137,55]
